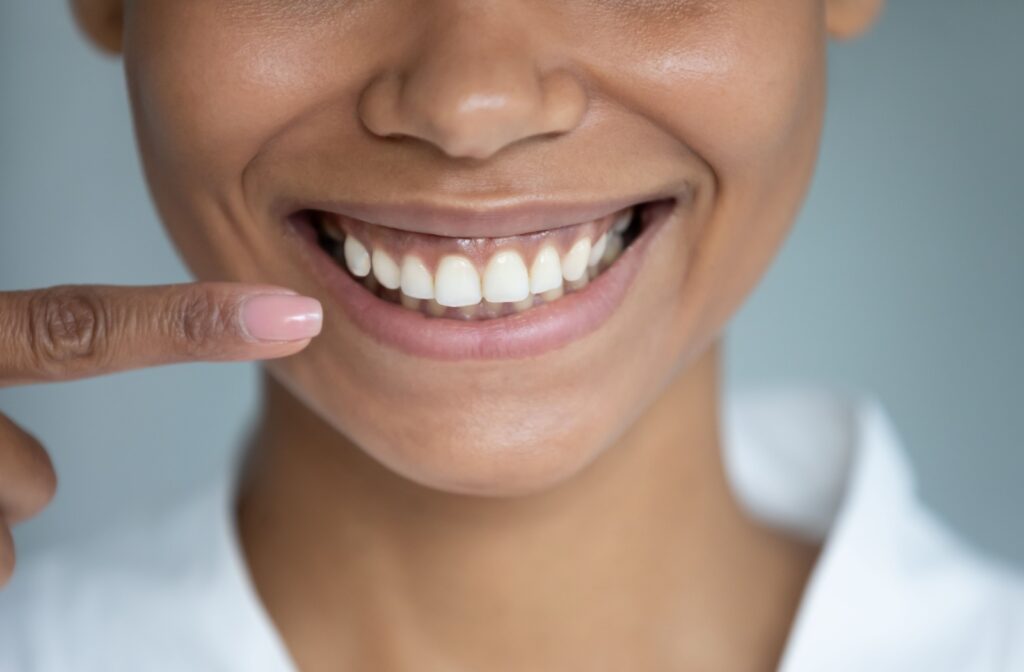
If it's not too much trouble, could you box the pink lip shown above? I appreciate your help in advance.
[279,185,684,239]
[290,200,678,360]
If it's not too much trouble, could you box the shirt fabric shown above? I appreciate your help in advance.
[1,385,1022,671]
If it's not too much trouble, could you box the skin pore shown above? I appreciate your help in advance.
[71,0,884,669]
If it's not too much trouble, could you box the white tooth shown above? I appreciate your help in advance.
[371,249,401,290]
[425,300,447,317]
[588,233,608,267]
[541,286,564,303]
[435,255,482,307]
[566,275,590,292]
[343,236,371,277]
[602,232,624,264]
[400,255,434,300]
[512,296,534,313]
[561,237,591,282]
[529,245,563,295]
[483,250,530,303]
[613,209,632,234]
[481,301,505,319]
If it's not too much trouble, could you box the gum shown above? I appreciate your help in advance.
[319,208,631,273]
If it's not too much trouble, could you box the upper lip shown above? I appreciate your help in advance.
[290,185,685,239]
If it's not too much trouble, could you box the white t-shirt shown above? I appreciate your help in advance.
[1,386,1022,671]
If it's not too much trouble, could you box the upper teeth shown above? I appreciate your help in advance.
[561,238,592,283]
[612,211,631,234]
[588,232,609,266]
[529,245,563,295]
[400,255,434,300]
[435,255,483,308]
[371,248,401,290]
[482,250,531,304]
[330,211,633,310]
[343,236,371,277]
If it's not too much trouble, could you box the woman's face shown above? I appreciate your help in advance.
[102,0,862,495]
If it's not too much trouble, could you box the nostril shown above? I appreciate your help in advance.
[357,72,413,141]
[540,69,590,134]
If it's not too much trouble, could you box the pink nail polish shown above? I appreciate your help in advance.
[241,294,323,342]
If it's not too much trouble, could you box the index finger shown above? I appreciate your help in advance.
[0,283,322,386]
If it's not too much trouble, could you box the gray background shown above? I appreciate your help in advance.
[2,3,1022,563]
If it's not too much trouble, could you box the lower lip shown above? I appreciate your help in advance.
[291,205,675,360]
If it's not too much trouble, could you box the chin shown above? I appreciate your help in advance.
[363,391,615,497]
[270,350,631,498]
[370,426,607,498]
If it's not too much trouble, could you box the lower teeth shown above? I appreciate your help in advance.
[360,275,599,321]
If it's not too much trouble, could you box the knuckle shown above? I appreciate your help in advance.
[26,287,110,376]
[169,288,237,355]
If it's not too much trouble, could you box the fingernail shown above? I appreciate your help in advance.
[240,294,323,342]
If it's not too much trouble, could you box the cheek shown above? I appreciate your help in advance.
[616,5,828,338]
[122,5,340,282]
[622,5,827,178]
[125,6,313,185]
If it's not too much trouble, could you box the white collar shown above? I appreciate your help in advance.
[722,386,1024,671]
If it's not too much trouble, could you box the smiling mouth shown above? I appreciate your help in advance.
[298,198,668,321]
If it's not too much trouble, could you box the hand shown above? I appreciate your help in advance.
[0,282,323,586]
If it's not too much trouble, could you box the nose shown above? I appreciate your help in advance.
[358,9,588,160]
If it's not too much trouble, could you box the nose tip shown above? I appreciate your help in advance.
[359,45,588,160]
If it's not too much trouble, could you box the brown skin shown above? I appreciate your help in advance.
[0,0,883,669]
[0,283,317,566]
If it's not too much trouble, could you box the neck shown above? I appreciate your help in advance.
[236,341,817,671]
